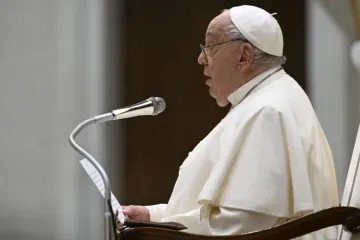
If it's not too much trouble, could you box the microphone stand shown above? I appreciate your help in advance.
[69,112,115,240]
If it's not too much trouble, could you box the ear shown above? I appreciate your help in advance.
[237,43,254,72]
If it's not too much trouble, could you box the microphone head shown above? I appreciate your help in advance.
[150,97,166,115]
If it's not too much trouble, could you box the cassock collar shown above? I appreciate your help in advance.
[227,66,283,106]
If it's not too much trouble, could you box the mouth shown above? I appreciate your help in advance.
[205,80,211,87]
[204,74,212,86]
[203,75,215,98]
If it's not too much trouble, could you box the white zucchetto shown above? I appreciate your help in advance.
[229,5,284,57]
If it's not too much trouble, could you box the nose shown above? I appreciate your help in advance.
[198,51,207,65]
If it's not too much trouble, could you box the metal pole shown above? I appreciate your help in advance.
[69,113,114,240]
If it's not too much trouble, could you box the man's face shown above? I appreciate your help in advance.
[197,16,241,107]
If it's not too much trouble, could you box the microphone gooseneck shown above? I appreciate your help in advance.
[68,96,165,240]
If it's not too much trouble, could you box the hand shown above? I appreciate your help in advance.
[122,205,150,221]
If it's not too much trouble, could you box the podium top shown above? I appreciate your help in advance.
[118,207,360,240]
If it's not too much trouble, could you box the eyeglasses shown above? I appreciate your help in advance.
[200,38,245,59]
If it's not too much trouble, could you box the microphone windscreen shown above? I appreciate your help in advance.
[153,97,166,115]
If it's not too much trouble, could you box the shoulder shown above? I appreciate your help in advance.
[228,74,310,126]
[231,99,286,123]
[224,105,286,138]
[248,105,285,128]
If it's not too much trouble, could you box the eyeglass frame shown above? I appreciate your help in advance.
[200,38,247,59]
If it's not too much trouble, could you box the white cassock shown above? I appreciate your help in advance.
[146,66,339,239]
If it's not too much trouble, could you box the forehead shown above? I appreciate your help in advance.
[205,12,230,40]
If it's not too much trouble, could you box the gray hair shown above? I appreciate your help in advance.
[224,19,287,67]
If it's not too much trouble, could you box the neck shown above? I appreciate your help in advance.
[231,65,275,93]
[245,65,274,83]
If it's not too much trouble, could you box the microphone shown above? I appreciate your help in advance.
[93,96,166,123]
[112,96,166,120]
[69,96,166,240]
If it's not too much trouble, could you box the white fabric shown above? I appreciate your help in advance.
[147,204,167,222]
[229,5,283,57]
[147,67,339,238]
[205,206,281,235]
[147,204,282,235]
[227,67,281,106]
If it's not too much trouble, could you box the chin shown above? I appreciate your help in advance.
[209,90,229,107]
[215,99,229,107]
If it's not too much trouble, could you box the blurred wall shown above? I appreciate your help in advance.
[307,0,360,200]
[0,0,123,239]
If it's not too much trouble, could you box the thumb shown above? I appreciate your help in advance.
[122,205,137,216]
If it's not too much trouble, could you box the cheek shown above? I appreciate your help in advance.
[212,56,234,74]
[211,61,232,85]
[210,66,235,97]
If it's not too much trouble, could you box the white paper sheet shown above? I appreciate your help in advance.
[79,158,125,224]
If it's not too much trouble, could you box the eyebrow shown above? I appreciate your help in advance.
[205,32,216,43]
[206,31,215,37]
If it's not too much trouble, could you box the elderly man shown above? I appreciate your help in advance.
[123,5,339,238]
